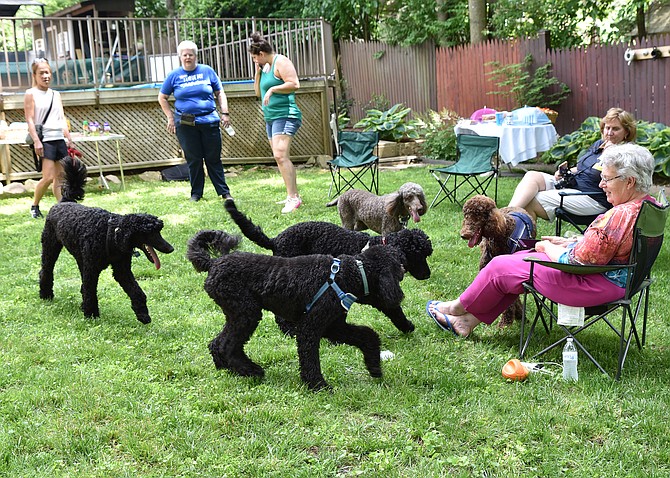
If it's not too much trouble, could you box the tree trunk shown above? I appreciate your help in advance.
[636,3,647,39]
[436,0,446,22]
[166,0,175,17]
[469,0,486,44]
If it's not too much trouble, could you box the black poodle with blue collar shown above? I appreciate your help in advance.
[187,229,406,391]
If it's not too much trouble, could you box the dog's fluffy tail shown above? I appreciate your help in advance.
[223,200,276,252]
[325,197,338,207]
[60,158,88,203]
[186,230,242,273]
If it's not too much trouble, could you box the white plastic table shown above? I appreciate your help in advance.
[71,133,126,189]
[454,121,558,167]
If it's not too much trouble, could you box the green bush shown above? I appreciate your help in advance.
[416,108,460,160]
[354,103,421,142]
[542,117,670,179]
[487,54,571,109]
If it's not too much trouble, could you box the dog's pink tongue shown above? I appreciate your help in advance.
[411,209,421,223]
[467,231,482,248]
[146,245,161,269]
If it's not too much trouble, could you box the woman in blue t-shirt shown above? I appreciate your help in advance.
[158,40,232,202]
[508,108,637,222]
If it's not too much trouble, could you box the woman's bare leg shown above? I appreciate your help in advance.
[508,171,551,221]
[508,171,547,209]
[270,135,298,198]
[33,158,64,205]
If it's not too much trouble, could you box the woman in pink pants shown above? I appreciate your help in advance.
[427,143,658,337]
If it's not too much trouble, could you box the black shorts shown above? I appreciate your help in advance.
[43,139,69,161]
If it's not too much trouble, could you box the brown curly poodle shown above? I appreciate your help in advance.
[460,195,536,327]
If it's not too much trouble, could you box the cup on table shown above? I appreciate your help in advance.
[495,112,505,126]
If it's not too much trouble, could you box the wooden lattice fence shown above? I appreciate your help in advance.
[1,80,332,183]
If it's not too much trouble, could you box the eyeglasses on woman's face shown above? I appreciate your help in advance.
[599,174,623,185]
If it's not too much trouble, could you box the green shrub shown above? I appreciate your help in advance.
[416,108,460,160]
[487,54,571,109]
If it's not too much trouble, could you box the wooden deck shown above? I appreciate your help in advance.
[1,79,333,184]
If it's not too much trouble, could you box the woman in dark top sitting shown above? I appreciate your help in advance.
[508,107,637,222]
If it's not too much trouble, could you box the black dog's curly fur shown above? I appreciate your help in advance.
[39,159,174,323]
[225,199,432,333]
[187,230,406,390]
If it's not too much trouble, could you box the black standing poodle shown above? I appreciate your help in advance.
[225,199,432,333]
[39,158,174,323]
[187,230,406,391]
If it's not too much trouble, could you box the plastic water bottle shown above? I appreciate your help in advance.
[562,338,578,381]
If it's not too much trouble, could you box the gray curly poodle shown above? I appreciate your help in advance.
[326,182,427,234]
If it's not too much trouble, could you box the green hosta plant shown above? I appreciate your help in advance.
[541,117,601,165]
[354,103,421,142]
[637,121,670,178]
[542,117,670,179]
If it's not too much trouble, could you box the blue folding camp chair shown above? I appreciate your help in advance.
[328,130,379,197]
[429,134,500,208]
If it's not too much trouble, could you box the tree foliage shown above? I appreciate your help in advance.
[379,0,468,46]
[302,0,385,42]
[126,0,652,49]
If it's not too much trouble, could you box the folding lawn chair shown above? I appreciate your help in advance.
[328,130,379,198]
[519,200,668,380]
[429,134,499,208]
[554,190,603,236]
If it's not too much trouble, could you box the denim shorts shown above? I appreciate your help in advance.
[265,117,302,138]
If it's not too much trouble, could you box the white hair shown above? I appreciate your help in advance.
[177,40,198,56]
[599,143,655,193]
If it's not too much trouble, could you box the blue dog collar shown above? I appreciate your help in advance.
[305,258,368,313]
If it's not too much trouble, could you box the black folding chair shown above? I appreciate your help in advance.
[328,131,379,198]
[429,134,499,208]
[554,190,603,236]
[520,200,668,379]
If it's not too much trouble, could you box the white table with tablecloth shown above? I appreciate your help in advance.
[454,121,559,166]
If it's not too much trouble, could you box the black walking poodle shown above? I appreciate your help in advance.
[225,199,433,333]
[39,158,174,323]
[187,230,407,391]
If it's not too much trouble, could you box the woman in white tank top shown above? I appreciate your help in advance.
[24,58,74,218]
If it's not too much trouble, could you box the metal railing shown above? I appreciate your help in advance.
[0,16,334,91]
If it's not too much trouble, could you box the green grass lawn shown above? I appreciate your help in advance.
[1,164,670,477]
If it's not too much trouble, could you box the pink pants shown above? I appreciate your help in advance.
[460,251,626,325]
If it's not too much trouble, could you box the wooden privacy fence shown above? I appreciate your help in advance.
[339,40,436,122]
[340,33,670,135]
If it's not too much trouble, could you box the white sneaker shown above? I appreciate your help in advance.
[275,197,288,204]
[281,196,302,213]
